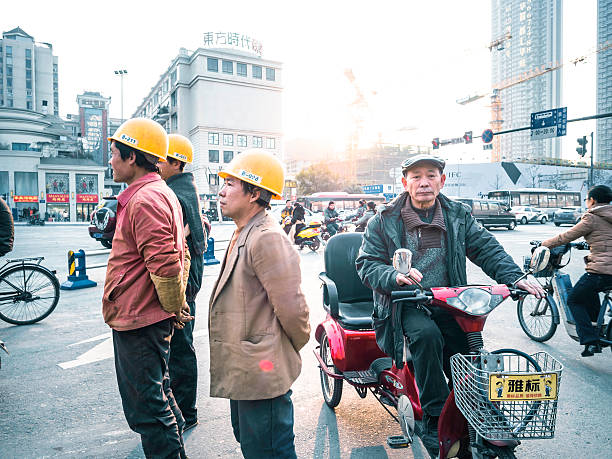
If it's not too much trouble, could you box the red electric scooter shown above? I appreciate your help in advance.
[314,233,563,458]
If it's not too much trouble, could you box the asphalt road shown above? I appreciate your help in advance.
[0,221,610,458]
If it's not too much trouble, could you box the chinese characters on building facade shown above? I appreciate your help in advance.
[203,32,263,56]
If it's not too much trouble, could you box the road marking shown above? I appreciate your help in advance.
[59,328,209,369]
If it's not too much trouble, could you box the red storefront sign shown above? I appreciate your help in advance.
[47,193,70,203]
[13,196,38,203]
[77,194,99,203]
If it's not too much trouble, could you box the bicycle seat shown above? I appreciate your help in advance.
[320,233,375,331]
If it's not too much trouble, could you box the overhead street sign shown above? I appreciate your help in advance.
[363,184,383,194]
[530,107,567,140]
[482,129,494,144]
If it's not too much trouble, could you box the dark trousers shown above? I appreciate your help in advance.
[326,222,340,236]
[230,390,297,459]
[567,272,612,345]
[113,318,186,459]
[169,299,198,424]
[401,306,469,417]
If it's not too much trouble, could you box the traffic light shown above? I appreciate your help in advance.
[463,131,473,144]
[432,138,440,149]
[576,136,588,157]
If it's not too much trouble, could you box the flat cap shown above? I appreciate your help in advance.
[401,154,445,172]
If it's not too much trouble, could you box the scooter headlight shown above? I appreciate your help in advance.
[446,288,497,315]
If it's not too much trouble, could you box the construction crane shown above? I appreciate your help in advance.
[457,39,612,161]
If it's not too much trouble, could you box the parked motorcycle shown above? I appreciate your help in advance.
[283,217,323,252]
[315,233,563,458]
[27,216,45,226]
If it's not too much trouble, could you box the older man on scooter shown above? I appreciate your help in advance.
[356,154,544,457]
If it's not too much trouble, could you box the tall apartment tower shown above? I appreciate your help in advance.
[491,0,563,161]
[0,27,59,115]
[597,0,612,164]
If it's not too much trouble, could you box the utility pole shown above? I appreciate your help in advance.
[590,131,594,188]
[114,69,128,122]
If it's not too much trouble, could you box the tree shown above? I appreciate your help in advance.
[296,163,341,195]
[523,164,542,188]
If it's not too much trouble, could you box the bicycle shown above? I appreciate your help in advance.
[0,257,60,325]
[517,241,612,349]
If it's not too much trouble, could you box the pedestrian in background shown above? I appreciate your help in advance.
[323,201,340,236]
[0,196,14,257]
[104,118,192,459]
[158,134,206,431]
[209,149,310,458]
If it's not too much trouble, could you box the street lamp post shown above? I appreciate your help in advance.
[113,69,128,122]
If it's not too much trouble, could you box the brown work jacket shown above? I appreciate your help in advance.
[208,211,310,400]
[543,204,612,276]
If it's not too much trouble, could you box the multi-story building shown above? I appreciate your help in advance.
[597,0,612,164]
[132,37,283,197]
[491,0,563,161]
[0,27,59,115]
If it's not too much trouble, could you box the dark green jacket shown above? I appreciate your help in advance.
[355,192,523,366]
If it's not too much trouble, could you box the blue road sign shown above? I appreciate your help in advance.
[363,184,383,194]
[530,107,567,140]
[482,129,494,144]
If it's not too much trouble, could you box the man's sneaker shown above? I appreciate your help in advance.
[416,413,439,458]
[184,419,199,432]
[581,343,602,357]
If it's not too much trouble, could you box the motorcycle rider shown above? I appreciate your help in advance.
[210,149,310,458]
[355,154,544,456]
[347,199,367,221]
[281,200,293,234]
[355,201,377,232]
[291,200,306,241]
[323,201,340,237]
[541,184,612,357]
[158,134,206,431]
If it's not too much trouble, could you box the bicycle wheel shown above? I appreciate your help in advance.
[517,295,557,342]
[0,264,60,325]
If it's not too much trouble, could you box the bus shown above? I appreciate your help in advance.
[487,188,581,216]
[299,192,387,213]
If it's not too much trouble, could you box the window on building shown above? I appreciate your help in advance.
[7,99,13,108]
[207,57,218,72]
[26,101,32,110]
[209,174,219,185]
[208,132,219,145]
[25,59,31,69]
[171,69,177,84]
[53,64,58,73]
[170,91,177,107]
[237,135,247,147]
[6,46,12,55]
[223,134,233,146]
[42,100,48,107]
[163,80,168,93]
[266,68,276,81]
[7,78,12,88]
[6,56,12,65]
[253,136,262,148]
[223,151,234,163]
[26,80,32,90]
[26,69,31,79]
[171,114,178,131]
[265,137,276,149]
[237,62,247,77]
[25,48,31,58]
[252,65,262,79]
[209,150,219,163]
[222,60,233,74]
[6,67,12,77]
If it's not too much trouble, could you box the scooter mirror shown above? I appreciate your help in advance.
[393,249,413,275]
[530,246,551,273]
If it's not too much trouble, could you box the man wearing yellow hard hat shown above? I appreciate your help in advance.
[208,148,310,458]
[104,118,191,459]
[158,134,206,432]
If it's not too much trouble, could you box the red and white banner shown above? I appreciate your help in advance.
[47,193,70,203]
[13,195,38,203]
[77,194,98,203]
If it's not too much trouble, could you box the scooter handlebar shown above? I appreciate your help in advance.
[390,290,433,303]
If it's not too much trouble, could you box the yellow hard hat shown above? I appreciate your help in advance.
[108,117,169,162]
[166,134,193,164]
[218,148,285,199]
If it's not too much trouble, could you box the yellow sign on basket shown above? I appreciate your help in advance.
[489,373,558,401]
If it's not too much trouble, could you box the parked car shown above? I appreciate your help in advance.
[553,206,583,227]
[88,197,117,248]
[453,197,517,230]
[511,206,548,225]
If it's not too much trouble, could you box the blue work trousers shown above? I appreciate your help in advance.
[567,272,612,345]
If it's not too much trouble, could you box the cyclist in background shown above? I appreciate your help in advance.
[542,184,612,357]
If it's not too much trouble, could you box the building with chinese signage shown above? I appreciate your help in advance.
[597,0,612,164]
[132,32,283,199]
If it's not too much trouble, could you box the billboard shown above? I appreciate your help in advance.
[82,108,105,166]
[76,174,99,203]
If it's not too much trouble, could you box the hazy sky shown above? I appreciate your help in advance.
[3,0,599,160]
